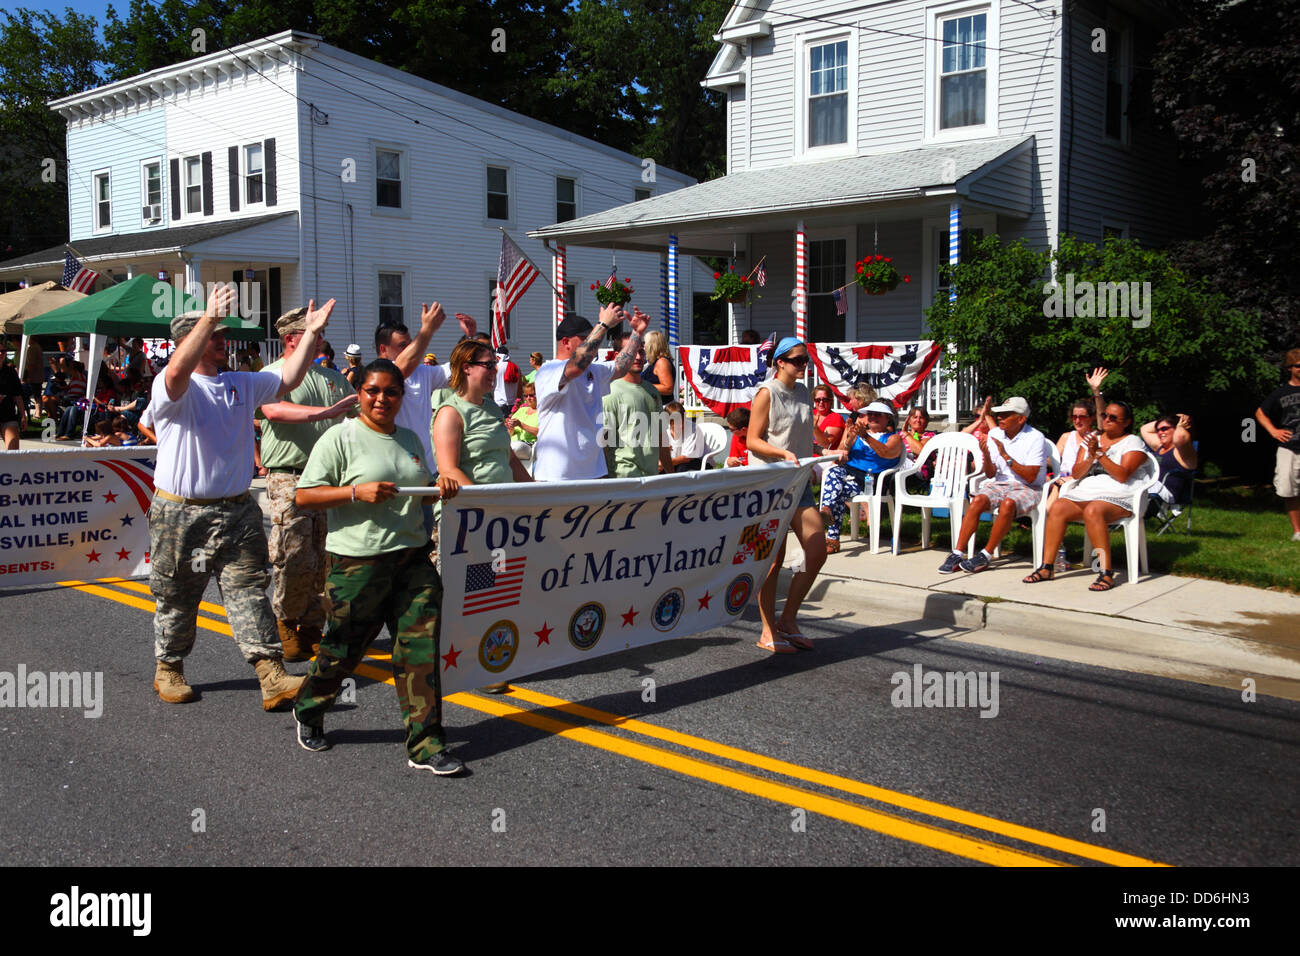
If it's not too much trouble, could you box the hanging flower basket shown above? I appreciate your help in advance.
[710,268,754,303]
[854,255,911,296]
[592,277,634,306]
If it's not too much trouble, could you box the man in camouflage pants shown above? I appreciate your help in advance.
[258,308,357,660]
[294,545,449,765]
[148,285,334,710]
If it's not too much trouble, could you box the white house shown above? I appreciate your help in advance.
[529,0,1194,419]
[0,30,706,359]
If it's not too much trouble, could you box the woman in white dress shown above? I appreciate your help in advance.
[1024,401,1150,591]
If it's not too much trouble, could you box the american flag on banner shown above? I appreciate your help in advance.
[464,555,527,615]
[831,288,847,316]
[495,232,541,348]
[755,260,767,287]
[62,251,99,294]
[757,332,776,358]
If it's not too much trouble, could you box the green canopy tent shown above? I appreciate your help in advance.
[18,274,268,438]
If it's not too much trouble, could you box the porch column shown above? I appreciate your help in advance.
[794,220,807,340]
[947,203,961,418]
[125,264,135,279]
[666,234,679,349]
[659,253,669,331]
[553,243,566,326]
[184,256,203,305]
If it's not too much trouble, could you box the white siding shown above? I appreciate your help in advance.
[746,29,796,167]
[65,107,167,241]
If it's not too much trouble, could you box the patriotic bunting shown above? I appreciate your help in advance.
[807,341,943,408]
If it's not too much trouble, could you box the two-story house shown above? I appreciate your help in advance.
[530,0,1193,418]
[0,30,703,359]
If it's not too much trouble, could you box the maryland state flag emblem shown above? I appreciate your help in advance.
[732,519,780,565]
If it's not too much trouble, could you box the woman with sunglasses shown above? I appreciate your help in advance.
[811,384,845,453]
[1025,401,1150,591]
[1139,412,1197,515]
[293,359,464,774]
[747,337,841,653]
[819,392,903,553]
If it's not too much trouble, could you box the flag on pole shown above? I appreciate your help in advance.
[602,268,616,290]
[495,232,541,349]
[831,288,847,316]
[755,260,767,287]
[757,332,776,358]
[62,251,99,294]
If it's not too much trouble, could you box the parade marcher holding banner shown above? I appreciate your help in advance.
[747,337,840,653]
[149,285,333,709]
[603,346,672,479]
[293,359,464,775]
[533,304,648,481]
[257,308,360,661]
[1,345,25,450]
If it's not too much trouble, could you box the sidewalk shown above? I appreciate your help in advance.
[782,534,1300,702]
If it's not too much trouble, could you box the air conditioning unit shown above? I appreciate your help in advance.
[142,203,162,222]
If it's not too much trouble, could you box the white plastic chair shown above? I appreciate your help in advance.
[964,439,1060,560]
[891,432,982,555]
[847,464,900,554]
[1067,449,1161,584]
[697,421,729,470]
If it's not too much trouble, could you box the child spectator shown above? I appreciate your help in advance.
[725,406,750,467]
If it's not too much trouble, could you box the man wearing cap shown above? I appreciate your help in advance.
[148,284,334,709]
[938,396,1048,574]
[257,308,359,660]
[533,304,649,481]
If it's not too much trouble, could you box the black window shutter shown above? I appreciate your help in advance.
[264,138,277,207]
[169,158,181,221]
[228,146,240,212]
[269,267,281,322]
[201,151,213,216]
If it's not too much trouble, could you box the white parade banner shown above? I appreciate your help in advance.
[0,448,157,588]
[434,460,815,694]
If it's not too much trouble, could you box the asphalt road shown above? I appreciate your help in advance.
[2,572,1296,871]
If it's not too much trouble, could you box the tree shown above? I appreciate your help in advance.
[924,235,1273,470]
[1151,0,1300,353]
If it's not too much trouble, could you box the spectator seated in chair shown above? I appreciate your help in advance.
[725,407,750,467]
[663,400,704,472]
[1139,412,1197,519]
[818,394,903,554]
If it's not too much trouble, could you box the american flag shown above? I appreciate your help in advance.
[463,555,526,615]
[755,260,767,287]
[494,232,541,349]
[602,268,616,290]
[757,332,776,358]
[831,288,847,316]
[62,251,99,294]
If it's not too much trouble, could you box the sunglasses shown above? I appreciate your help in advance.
[813,396,832,404]
[361,386,403,398]
[1155,425,1173,433]
[993,410,1017,419]
[467,361,498,370]
[1071,413,1093,420]
[1102,412,1126,422]
[779,354,809,368]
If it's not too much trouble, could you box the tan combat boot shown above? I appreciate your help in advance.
[254,658,306,712]
[153,660,197,703]
[277,619,313,662]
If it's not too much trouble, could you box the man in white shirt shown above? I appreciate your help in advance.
[937,396,1048,574]
[149,284,332,711]
[493,346,521,415]
[533,305,648,481]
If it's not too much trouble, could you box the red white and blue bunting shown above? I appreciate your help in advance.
[678,345,766,415]
[807,341,943,409]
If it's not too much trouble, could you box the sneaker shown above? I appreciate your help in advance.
[1293,532,1300,542]
[296,716,329,752]
[937,552,964,574]
[408,751,465,776]
[959,551,990,573]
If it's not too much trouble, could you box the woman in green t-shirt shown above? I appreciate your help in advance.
[293,358,465,776]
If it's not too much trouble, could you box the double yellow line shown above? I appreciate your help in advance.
[58,576,1167,868]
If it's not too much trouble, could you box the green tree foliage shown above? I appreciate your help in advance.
[0,9,106,258]
[1151,0,1300,353]
[924,235,1273,435]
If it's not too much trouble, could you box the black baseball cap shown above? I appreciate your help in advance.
[556,315,594,339]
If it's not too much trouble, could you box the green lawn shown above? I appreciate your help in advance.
[850,485,1299,594]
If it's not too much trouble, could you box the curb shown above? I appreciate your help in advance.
[779,567,1300,702]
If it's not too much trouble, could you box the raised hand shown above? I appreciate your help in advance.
[420,302,446,334]
[205,283,238,319]
[1085,367,1109,393]
[598,302,623,330]
[628,307,650,337]
[304,298,336,336]
[454,312,475,338]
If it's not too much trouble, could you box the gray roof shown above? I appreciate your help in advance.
[0,212,297,272]
[530,135,1033,245]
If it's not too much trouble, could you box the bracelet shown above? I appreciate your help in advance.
[351,484,357,501]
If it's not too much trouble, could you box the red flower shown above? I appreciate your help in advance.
[865,272,874,278]
[713,272,721,279]
[884,257,892,262]
[624,277,631,282]
[590,283,596,290]
[856,265,864,274]
[904,275,911,283]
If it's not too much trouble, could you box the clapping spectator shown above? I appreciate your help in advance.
[664,401,704,472]
[819,393,903,553]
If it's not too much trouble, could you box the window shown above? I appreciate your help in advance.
[184,156,203,214]
[487,166,509,220]
[808,239,847,342]
[141,161,161,224]
[939,12,987,130]
[1105,24,1132,142]
[634,188,652,202]
[93,171,111,230]
[556,177,576,222]
[564,283,576,321]
[488,280,511,340]
[376,148,402,208]
[808,40,849,147]
[378,272,404,326]
[1102,223,1128,240]
[244,143,264,205]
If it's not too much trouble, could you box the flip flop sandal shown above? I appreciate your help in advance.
[777,627,814,650]
[1089,570,1117,592]
[755,639,797,654]
[825,539,840,554]
[1022,565,1055,584]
